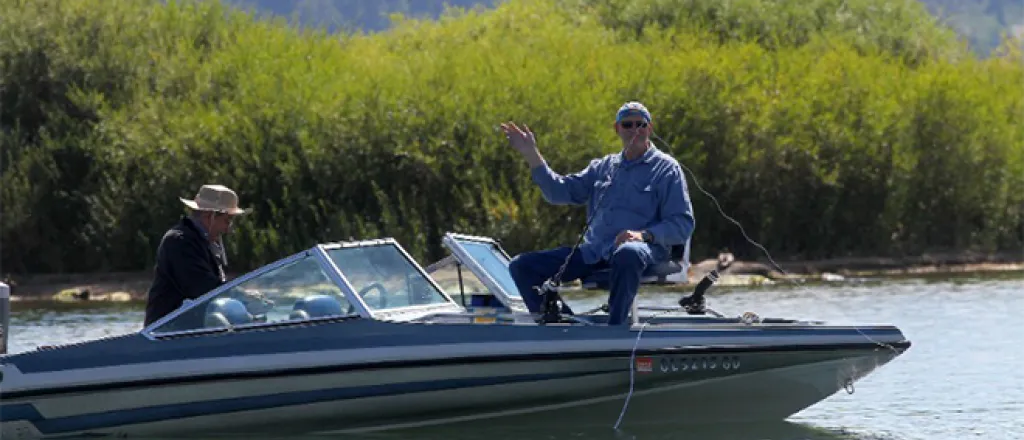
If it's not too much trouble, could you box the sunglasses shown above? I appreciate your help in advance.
[620,121,649,129]
[210,212,236,224]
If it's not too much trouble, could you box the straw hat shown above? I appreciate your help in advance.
[179,184,250,215]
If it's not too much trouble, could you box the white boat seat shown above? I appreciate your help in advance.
[290,295,345,320]
[204,297,254,327]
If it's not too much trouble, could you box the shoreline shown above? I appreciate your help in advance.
[4,251,1022,302]
[690,250,1024,279]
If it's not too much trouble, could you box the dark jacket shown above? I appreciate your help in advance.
[143,217,227,327]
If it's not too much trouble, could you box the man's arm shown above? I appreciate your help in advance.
[502,121,601,206]
[163,234,225,300]
[530,159,601,206]
[645,165,696,246]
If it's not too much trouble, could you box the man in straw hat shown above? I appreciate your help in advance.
[143,184,250,326]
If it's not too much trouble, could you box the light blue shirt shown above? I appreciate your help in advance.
[529,144,696,265]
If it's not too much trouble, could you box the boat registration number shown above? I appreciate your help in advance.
[636,355,742,373]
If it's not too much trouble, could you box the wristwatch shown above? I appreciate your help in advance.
[641,230,654,243]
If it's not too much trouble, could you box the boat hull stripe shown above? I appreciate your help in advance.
[0,341,908,401]
[1,369,618,434]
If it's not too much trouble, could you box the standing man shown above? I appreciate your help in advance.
[144,184,250,326]
[500,102,695,325]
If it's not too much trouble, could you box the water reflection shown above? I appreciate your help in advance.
[7,301,144,353]
[355,420,887,440]
[72,421,886,440]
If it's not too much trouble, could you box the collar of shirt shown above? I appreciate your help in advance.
[186,216,210,241]
[617,142,658,168]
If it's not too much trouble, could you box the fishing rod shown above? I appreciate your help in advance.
[535,119,730,324]
[535,148,626,324]
[536,120,770,324]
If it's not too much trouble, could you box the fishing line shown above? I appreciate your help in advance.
[613,318,648,430]
[546,129,651,289]
[547,124,900,429]
[612,131,903,430]
[648,132,902,354]
[547,150,626,286]
[534,142,630,323]
[651,132,901,352]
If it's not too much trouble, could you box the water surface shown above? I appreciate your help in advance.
[5,272,1023,440]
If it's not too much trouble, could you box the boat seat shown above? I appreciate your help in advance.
[469,294,503,308]
[290,294,345,320]
[204,297,254,328]
[581,243,689,290]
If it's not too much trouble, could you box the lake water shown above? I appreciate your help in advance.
[4,272,1022,440]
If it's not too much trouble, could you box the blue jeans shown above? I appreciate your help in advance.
[508,242,654,325]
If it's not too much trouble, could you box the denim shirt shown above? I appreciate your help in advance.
[530,144,696,265]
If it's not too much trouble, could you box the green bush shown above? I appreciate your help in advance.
[1,0,1021,275]
[560,0,968,64]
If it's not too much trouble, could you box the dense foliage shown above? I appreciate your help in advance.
[225,0,499,33]
[227,0,1024,57]
[1,0,1021,275]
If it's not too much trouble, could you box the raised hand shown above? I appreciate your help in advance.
[500,122,543,167]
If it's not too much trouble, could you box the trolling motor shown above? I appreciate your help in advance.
[678,269,720,315]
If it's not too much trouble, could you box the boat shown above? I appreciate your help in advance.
[0,232,911,439]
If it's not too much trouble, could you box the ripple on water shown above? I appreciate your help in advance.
[3,275,1023,440]
[8,305,143,352]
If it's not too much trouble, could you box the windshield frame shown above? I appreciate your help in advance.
[319,238,464,321]
[140,248,335,339]
[140,238,463,339]
[440,232,527,313]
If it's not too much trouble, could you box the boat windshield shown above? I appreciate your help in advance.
[149,253,357,335]
[432,233,527,313]
[452,238,521,300]
[324,244,452,310]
